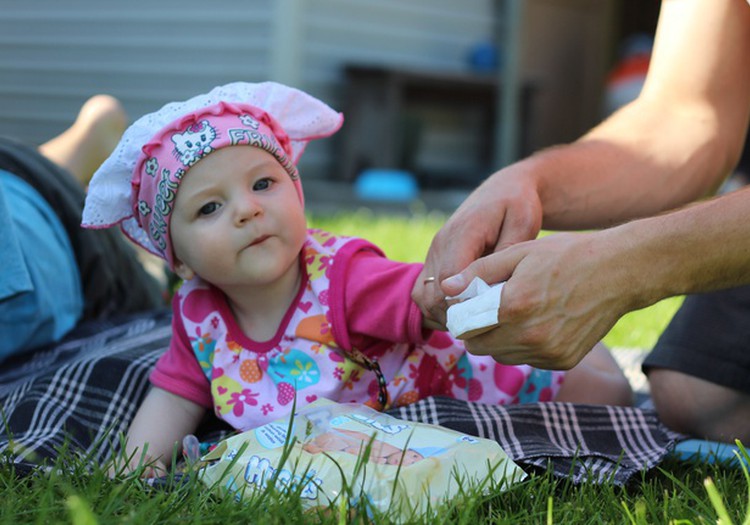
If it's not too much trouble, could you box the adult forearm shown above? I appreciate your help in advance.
[529,102,737,231]
[602,187,750,310]
[528,0,750,232]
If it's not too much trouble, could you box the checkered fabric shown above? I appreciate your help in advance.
[0,311,680,485]
[0,311,171,465]
[389,396,681,485]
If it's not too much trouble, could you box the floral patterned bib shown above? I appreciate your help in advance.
[178,230,378,430]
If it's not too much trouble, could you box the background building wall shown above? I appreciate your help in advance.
[0,0,625,186]
[519,0,618,149]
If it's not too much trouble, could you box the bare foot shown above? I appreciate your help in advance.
[555,343,634,406]
[39,94,128,187]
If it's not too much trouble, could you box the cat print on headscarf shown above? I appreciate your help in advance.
[172,120,217,166]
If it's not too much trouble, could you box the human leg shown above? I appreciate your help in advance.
[555,342,634,406]
[36,95,168,289]
[647,369,750,442]
[38,95,127,187]
[643,286,750,443]
[0,123,164,325]
[0,170,83,358]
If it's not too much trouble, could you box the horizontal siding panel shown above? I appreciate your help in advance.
[305,3,495,73]
[0,10,271,21]
[0,61,268,79]
[0,35,270,51]
[307,13,491,44]
[308,0,492,26]
[0,0,498,183]
[301,44,472,83]
[0,1,275,144]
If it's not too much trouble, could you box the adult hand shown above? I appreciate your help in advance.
[440,230,638,369]
[413,166,544,329]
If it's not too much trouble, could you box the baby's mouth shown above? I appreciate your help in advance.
[248,234,271,247]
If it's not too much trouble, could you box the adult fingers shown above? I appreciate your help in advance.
[495,197,543,252]
[414,222,490,325]
[412,267,449,327]
[440,245,527,297]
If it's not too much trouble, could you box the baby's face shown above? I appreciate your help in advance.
[385,449,424,466]
[170,146,306,289]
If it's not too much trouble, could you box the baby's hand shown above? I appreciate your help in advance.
[108,453,167,479]
[139,457,168,478]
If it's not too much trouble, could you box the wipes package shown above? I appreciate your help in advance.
[197,399,524,521]
[446,277,505,339]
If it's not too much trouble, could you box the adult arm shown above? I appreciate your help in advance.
[449,186,750,369]
[414,0,750,326]
[539,0,750,229]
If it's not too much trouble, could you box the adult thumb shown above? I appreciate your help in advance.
[440,249,522,297]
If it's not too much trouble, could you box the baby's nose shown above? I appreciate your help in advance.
[234,196,262,225]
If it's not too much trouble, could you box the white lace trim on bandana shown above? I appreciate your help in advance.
[82,81,343,231]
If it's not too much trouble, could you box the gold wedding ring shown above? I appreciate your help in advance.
[423,276,437,284]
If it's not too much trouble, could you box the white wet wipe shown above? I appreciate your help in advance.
[446,277,505,339]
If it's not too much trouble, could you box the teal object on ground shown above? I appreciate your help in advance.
[354,169,418,202]
[669,439,748,468]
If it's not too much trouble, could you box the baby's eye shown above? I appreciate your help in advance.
[253,178,272,191]
[198,202,220,216]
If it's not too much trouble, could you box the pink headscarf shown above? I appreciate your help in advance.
[82,82,343,268]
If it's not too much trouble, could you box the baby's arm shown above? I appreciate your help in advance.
[343,252,428,345]
[117,386,206,476]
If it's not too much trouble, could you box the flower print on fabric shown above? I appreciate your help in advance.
[212,370,246,417]
[269,349,321,390]
[190,327,216,374]
[144,157,159,176]
[515,368,556,404]
[134,159,159,224]
[226,388,259,417]
[295,314,334,345]
[137,200,151,218]
[303,241,335,282]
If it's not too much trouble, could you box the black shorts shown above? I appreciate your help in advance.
[642,285,750,394]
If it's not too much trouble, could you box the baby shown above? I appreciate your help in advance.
[82,82,632,474]
[302,428,425,467]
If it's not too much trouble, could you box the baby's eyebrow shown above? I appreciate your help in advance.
[182,185,220,202]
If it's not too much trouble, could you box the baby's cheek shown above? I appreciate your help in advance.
[398,451,423,466]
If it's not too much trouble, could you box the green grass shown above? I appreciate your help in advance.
[3,447,749,524]
[2,210,745,524]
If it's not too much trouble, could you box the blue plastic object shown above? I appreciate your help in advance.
[354,169,418,202]
[467,41,500,73]
[669,439,748,468]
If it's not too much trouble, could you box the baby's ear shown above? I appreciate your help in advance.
[173,259,195,281]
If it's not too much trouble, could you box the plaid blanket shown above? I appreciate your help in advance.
[0,311,172,466]
[390,397,680,484]
[0,311,680,485]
